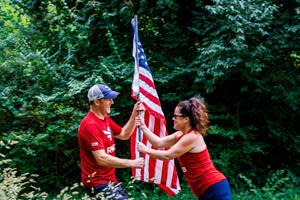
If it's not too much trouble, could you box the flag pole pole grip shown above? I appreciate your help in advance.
[137,110,142,158]
[134,15,143,158]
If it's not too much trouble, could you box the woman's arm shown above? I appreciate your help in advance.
[137,133,196,160]
[142,125,183,148]
[136,116,183,148]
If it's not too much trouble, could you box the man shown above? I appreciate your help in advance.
[78,83,144,199]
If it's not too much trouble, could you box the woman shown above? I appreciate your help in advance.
[135,97,231,200]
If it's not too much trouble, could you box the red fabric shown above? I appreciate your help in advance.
[177,148,226,197]
[78,111,122,187]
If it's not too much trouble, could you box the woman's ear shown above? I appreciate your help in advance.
[184,116,190,124]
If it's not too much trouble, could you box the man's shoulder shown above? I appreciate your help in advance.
[79,113,96,129]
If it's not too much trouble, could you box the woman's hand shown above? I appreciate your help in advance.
[137,142,148,153]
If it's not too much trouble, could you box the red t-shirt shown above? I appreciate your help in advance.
[78,111,122,188]
[177,148,226,197]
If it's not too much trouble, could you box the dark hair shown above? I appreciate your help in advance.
[177,97,209,136]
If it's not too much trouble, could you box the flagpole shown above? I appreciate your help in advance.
[134,15,143,158]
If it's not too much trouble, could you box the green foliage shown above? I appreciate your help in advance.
[207,125,268,186]
[234,170,300,200]
[124,178,196,200]
[0,140,48,199]
[191,0,279,91]
[189,0,300,190]
[0,167,47,200]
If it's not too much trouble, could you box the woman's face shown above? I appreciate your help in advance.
[172,106,187,131]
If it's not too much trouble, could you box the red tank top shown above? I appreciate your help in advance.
[177,148,226,197]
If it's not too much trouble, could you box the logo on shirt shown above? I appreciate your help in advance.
[103,127,112,141]
[91,142,99,147]
[107,144,116,154]
[181,167,187,173]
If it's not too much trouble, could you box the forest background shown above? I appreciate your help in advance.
[1,0,300,199]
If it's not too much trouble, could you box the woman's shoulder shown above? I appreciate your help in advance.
[185,130,202,138]
[175,130,203,144]
[180,131,199,142]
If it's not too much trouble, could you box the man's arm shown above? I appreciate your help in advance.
[115,101,143,140]
[92,149,144,168]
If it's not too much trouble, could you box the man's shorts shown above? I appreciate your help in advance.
[84,182,128,200]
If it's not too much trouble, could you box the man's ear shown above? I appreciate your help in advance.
[94,99,101,106]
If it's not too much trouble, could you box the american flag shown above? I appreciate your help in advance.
[130,16,181,196]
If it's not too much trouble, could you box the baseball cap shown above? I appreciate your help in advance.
[87,84,119,101]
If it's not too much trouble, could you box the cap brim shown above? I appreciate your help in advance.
[104,91,119,99]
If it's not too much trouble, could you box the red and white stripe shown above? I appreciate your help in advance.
[130,38,181,195]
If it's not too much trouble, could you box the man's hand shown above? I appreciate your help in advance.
[130,157,144,168]
[132,101,145,117]
[117,101,146,140]
[135,115,146,128]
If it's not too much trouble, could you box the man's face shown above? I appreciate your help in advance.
[97,98,114,115]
